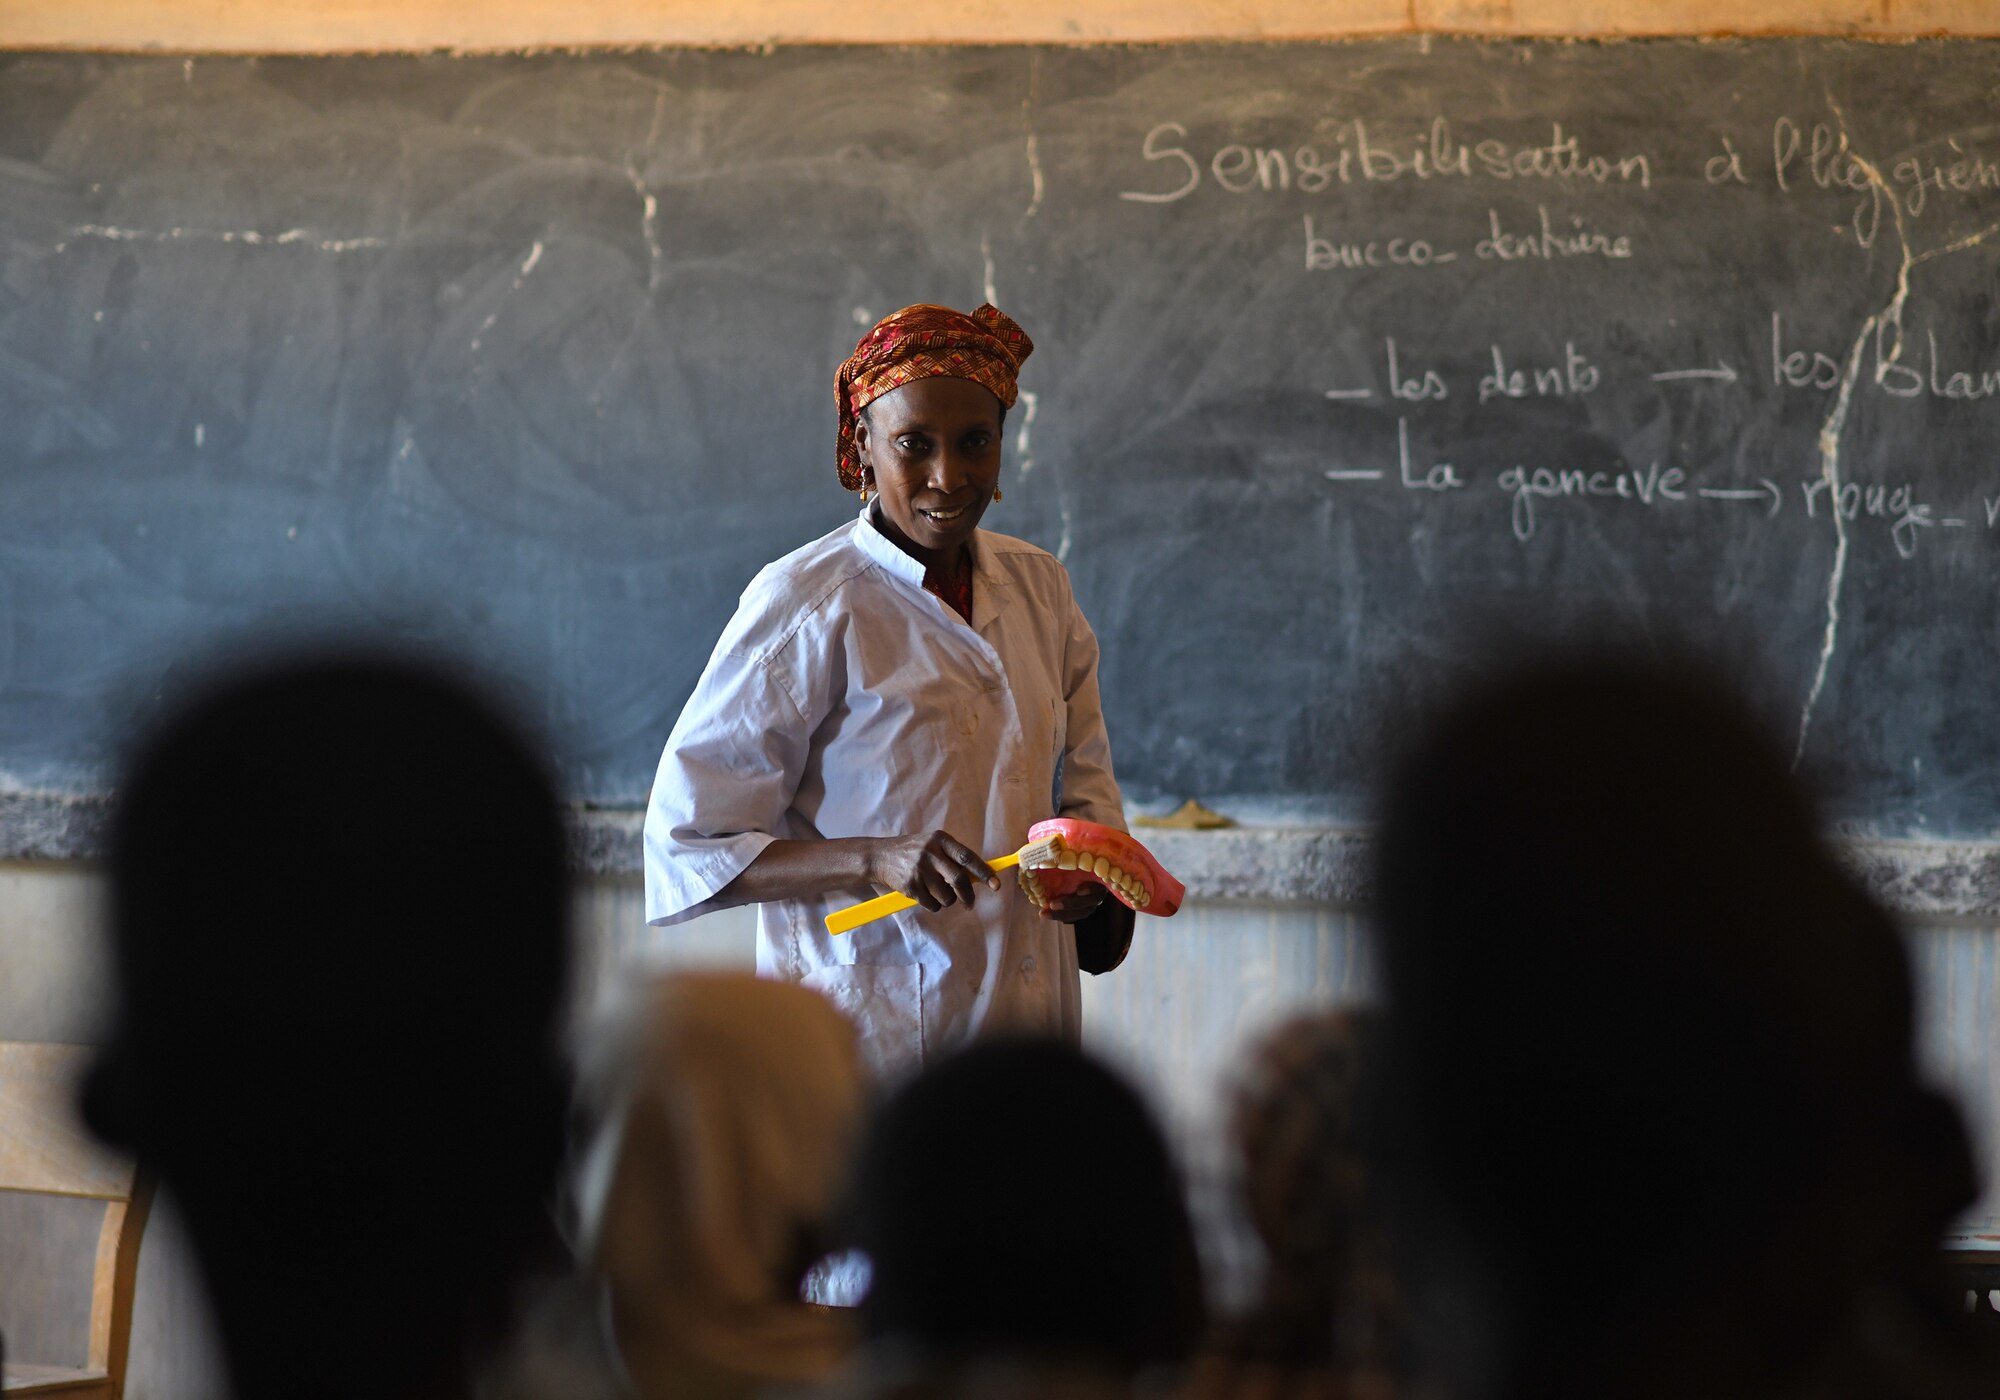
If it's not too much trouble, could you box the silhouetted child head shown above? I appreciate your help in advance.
[572,972,865,1398]
[845,1037,1204,1376]
[1368,654,1975,1400]
[86,650,571,1400]
[1223,1009,1400,1377]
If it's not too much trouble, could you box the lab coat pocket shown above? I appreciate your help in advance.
[800,962,926,1082]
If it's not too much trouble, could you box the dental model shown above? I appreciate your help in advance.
[823,819,1186,935]
[1016,818,1185,918]
[825,830,1068,935]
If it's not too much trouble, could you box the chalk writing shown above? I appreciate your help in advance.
[1303,216,1456,270]
[1397,418,1464,492]
[1773,312,1846,390]
[1120,117,1653,203]
[1476,207,1633,261]
[1774,312,2000,404]
[1498,461,1687,541]
[1479,342,1600,403]
[1760,117,2000,246]
[1386,339,1447,402]
[1695,480,1782,516]
[1653,362,1739,385]
[1801,478,1937,558]
[1914,329,2000,400]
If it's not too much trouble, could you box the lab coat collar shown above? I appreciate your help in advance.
[853,505,1013,634]
[853,505,928,587]
[968,528,1013,635]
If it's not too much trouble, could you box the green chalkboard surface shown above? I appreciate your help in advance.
[3,42,1999,834]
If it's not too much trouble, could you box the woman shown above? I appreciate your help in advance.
[643,302,1132,1076]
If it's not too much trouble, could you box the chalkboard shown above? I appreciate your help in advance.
[3,41,1999,837]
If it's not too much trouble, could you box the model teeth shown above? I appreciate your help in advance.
[1020,842,1153,912]
[1019,869,1047,906]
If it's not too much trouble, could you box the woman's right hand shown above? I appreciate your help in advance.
[867,831,998,911]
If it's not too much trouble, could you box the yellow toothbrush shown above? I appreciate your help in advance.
[825,832,1067,936]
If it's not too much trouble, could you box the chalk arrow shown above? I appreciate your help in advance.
[1652,362,1740,385]
[1323,387,1376,401]
[1696,477,1781,517]
[1324,469,1385,482]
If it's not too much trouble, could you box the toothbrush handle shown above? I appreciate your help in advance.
[825,890,918,935]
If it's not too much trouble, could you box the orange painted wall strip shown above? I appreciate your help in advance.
[2,0,1996,52]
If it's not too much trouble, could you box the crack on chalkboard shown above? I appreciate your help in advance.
[1911,217,2000,267]
[469,239,546,365]
[59,225,386,254]
[1015,390,1039,478]
[1021,54,1044,222]
[1798,319,1868,772]
[975,227,1057,549]
[1793,99,1997,770]
[1796,94,1914,772]
[627,87,668,294]
[627,164,663,293]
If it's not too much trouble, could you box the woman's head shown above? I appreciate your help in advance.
[835,302,1032,561]
[844,1037,1204,1373]
[854,376,1005,565]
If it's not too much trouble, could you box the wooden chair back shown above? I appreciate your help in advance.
[0,1041,153,1400]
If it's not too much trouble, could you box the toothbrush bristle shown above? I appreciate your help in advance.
[1019,833,1066,869]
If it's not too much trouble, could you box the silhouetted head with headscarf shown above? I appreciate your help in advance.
[86,650,571,1400]
[1367,653,1978,1400]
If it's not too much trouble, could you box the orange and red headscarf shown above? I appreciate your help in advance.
[835,302,1034,491]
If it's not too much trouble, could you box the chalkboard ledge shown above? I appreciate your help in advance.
[4,792,1998,920]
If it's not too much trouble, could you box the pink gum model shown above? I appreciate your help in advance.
[1016,817,1185,917]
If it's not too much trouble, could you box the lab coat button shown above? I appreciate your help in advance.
[1021,956,1037,973]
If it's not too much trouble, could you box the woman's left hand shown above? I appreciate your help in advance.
[1040,880,1109,923]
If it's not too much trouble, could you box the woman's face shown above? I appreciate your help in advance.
[854,377,1004,567]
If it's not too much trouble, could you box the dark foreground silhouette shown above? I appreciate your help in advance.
[841,1037,1206,1394]
[1367,655,1993,1400]
[85,652,571,1400]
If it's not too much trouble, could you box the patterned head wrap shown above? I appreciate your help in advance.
[835,302,1033,491]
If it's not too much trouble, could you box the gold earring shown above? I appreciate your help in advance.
[859,487,871,503]
[992,487,1003,503]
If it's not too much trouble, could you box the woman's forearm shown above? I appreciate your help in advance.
[717,838,882,905]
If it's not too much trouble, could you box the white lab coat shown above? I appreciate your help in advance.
[644,508,1127,1078]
